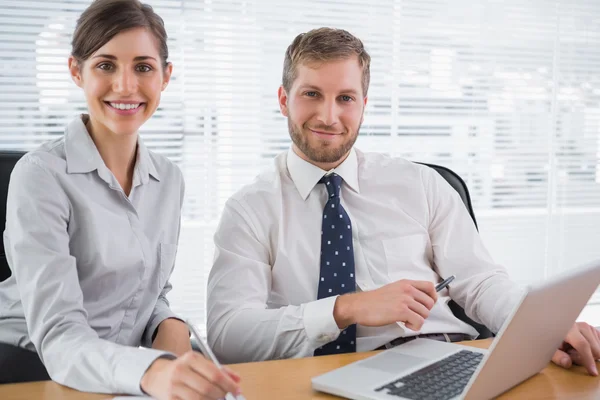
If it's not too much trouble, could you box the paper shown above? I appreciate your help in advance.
[112,397,153,399]
[111,395,244,400]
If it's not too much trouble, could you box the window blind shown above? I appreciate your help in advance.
[1,0,600,336]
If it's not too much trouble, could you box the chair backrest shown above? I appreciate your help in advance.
[0,151,26,282]
[417,162,494,339]
[417,162,478,230]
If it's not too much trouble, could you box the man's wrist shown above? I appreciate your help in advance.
[333,294,356,329]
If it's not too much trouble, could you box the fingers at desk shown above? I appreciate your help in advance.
[564,324,598,376]
[579,324,600,360]
[552,348,573,369]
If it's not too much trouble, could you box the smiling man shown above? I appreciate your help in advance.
[206,28,600,375]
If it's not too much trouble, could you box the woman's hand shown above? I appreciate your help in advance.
[141,352,242,400]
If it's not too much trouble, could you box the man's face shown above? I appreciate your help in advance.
[278,56,368,169]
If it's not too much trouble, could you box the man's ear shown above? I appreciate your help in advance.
[278,85,289,117]
[68,56,83,88]
[360,95,368,125]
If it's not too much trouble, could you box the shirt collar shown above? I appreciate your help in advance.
[135,138,161,183]
[64,115,103,174]
[65,115,160,183]
[286,147,360,200]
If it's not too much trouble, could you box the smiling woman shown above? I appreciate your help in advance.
[0,1,240,400]
[69,27,170,145]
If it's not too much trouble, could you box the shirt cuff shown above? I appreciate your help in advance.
[115,347,176,395]
[303,296,342,346]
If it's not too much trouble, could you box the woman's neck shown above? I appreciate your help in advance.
[84,115,138,195]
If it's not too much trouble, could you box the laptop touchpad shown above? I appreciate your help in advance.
[359,351,429,373]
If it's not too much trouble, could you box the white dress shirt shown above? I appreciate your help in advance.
[0,115,184,394]
[207,147,524,363]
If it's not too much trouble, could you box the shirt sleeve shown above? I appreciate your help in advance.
[5,156,173,394]
[207,198,341,363]
[421,166,526,334]
[142,171,185,347]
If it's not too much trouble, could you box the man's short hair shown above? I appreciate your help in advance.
[282,27,371,96]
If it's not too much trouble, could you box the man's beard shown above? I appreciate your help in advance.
[288,118,360,164]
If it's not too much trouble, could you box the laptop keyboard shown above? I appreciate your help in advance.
[374,349,484,400]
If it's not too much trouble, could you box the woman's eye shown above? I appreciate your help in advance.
[137,65,152,73]
[97,63,113,71]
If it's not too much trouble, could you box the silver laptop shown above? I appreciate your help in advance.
[312,260,600,400]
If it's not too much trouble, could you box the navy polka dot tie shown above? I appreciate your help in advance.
[314,173,357,356]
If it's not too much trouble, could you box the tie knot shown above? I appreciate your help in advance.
[320,173,342,198]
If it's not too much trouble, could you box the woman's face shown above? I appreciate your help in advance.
[69,27,172,137]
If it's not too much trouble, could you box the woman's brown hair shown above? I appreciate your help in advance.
[71,0,169,66]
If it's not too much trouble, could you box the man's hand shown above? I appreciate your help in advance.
[141,352,242,400]
[551,322,600,376]
[333,279,438,331]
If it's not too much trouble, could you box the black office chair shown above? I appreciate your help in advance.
[0,151,52,384]
[417,162,494,339]
[0,151,26,282]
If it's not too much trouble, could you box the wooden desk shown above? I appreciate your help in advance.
[1,339,600,399]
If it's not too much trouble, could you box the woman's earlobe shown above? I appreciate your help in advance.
[68,56,84,87]
[72,74,83,87]
[162,62,173,90]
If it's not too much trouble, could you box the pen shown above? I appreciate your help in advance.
[435,275,455,292]
[185,319,245,400]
